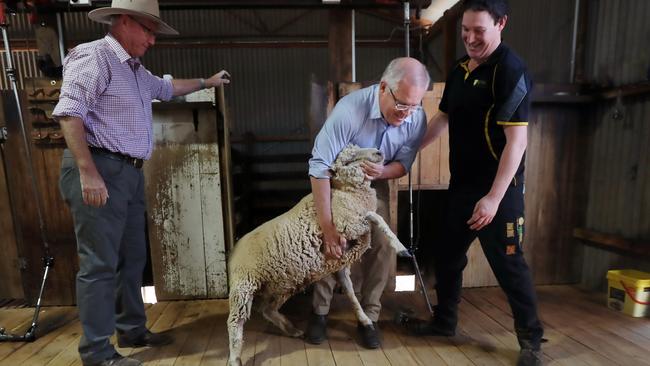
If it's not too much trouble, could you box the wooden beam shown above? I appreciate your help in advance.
[598,82,650,99]
[328,9,353,83]
[36,0,432,12]
[573,227,650,258]
[230,134,311,143]
[573,0,589,84]
[442,16,457,79]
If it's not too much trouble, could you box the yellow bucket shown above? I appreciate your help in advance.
[606,270,650,317]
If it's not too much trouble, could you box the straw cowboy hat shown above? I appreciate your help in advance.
[88,0,179,35]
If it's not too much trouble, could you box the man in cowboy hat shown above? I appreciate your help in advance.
[53,1,230,365]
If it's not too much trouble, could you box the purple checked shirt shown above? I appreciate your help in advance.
[53,35,173,160]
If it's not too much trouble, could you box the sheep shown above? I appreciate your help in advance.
[227,144,409,366]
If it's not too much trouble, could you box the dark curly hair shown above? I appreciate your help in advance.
[462,0,509,24]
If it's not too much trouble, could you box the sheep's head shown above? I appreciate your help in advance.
[330,144,383,188]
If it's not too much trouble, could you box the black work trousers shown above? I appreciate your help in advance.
[432,184,544,349]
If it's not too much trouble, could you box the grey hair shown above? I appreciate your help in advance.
[381,57,430,91]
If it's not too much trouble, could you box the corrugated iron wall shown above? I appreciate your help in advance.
[58,8,402,140]
[586,97,650,239]
[0,50,43,90]
[578,0,650,289]
[585,0,650,85]
[580,95,650,289]
[506,0,575,83]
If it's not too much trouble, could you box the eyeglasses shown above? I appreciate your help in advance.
[388,87,422,113]
[129,16,157,37]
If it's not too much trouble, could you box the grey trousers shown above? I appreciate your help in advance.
[60,149,148,364]
[312,180,393,322]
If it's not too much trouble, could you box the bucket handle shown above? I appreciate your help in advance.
[620,280,650,305]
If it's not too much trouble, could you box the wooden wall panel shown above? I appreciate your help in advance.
[0,146,24,299]
[1,91,77,305]
[524,106,584,284]
[145,106,227,300]
[397,83,450,191]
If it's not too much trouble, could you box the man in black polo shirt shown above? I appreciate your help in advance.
[417,1,543,365]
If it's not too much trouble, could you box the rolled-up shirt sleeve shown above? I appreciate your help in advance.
[393,112,427,171]
[308,102,355,179]
[145,70,174,102]
[52,48,109,120]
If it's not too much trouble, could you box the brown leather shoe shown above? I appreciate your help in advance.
[117,330,173,348]
[83,353,142,366]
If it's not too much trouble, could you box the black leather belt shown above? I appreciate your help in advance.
[89,146,144,169]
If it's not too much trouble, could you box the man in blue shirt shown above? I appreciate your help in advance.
[306,57,429,349]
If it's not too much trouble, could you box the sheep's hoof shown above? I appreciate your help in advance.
[288,328,304,338]
[228,358,242,366]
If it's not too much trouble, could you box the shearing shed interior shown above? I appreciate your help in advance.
[0,0,648,365]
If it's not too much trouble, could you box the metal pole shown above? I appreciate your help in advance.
[403,1,410,57]
[404,1,434,318]
[351,9,356,83]
[56,12,66,64]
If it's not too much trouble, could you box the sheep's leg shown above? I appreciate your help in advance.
[335,267,373,327]
[365,211,410,255]
[260,295,304,338]
[228,283,256,366]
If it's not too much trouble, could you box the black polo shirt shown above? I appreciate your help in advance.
[439,43,532,191]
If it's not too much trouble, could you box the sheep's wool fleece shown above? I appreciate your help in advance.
[228,171,377,301]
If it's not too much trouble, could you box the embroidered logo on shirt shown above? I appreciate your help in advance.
[473,79,488,88]
[506,245,516,255]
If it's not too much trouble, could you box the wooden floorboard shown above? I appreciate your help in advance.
[0,285,648,365]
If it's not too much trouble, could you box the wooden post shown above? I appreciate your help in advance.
[443,16,457,79]
[328,9,353,83]
[573,0,589,84]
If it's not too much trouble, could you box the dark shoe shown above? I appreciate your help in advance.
[83,353,142,366]
[410,319,455,336]
[117,329,173,348]
[517,348,543,366]
[357,322,381,349]
[305,313,328,344]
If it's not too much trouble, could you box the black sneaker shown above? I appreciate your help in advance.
[409,319,455,337]
[305,313,328,344]
[83,353,142,366]
[357,322,381,349]
[517,348,543,366]
[117,329,173,348]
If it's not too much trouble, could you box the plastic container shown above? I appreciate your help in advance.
[606,269,650,317]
